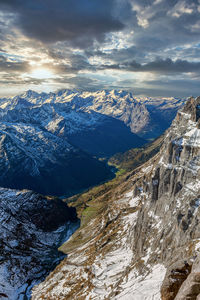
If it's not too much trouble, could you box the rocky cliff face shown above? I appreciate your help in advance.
[0,188,78,299]
[174,255,200,299]
[32,96,200,299]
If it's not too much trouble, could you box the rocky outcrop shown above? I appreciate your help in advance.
[0,188,78,299]
[161,261,192,300]
[174,255,200,299]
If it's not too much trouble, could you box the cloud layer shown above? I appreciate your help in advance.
[0,0,200,96]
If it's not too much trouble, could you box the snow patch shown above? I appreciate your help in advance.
[116,264,166,300]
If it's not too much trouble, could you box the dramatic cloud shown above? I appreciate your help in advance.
[0,55,30,72]
[0,0,124,47]
[102,58,200,74]
[0,0,199,96]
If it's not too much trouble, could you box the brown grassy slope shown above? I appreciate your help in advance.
[60,135,163,254]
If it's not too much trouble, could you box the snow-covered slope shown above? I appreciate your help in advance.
[32,96,200,299]
[0,187,78,299]
[0,120,114,196]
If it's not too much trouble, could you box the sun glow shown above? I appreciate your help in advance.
[29,68,54,79]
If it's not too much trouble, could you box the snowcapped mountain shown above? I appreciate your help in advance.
[0,187,78,300]
[32,96,200,299]
[0,89,185,196]
[0,89,184,141]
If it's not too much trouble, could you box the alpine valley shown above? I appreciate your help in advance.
[2,90,200,300]
[31,95,200,299]
[0,89,184,196]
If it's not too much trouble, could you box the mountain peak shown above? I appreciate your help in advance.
[21,89,39,98]
[181,96,200,123]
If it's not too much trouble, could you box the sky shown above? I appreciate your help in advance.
[0,0,200,97]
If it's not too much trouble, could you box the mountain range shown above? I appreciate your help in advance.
[0,89,185,196]
[0,91,199,299]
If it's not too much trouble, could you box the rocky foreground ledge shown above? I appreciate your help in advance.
[32,97,200,299]
[0,188,78,299]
